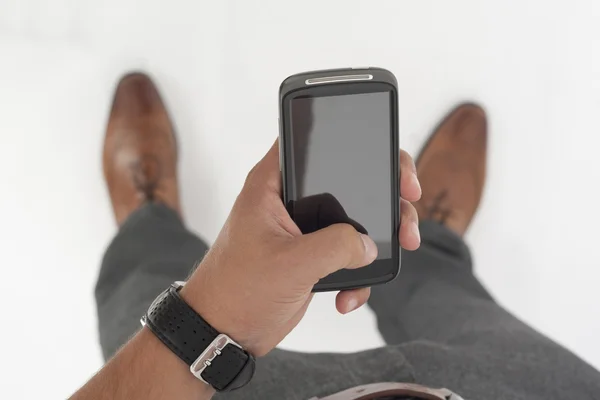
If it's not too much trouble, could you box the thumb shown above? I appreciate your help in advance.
[289,224,378,282]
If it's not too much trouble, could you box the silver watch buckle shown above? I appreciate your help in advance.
[190,334,242,384]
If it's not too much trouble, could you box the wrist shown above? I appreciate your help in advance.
[142,280,257,391]
[180,269,264,356]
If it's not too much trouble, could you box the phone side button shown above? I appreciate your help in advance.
[279,145,283,172]
[278,120,282,171]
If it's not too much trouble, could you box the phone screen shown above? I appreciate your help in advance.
[289,91,393,260]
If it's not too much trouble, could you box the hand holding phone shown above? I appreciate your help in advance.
[183,137,421,356]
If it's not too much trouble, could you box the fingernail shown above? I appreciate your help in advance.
[360,234,378,263]
[411,173,422,197]
[411,222,421,244]
[346,298,359,314]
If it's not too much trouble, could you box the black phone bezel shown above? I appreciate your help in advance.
[278,68,400,292]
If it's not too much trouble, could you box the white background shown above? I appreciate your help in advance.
[1,0,599,398]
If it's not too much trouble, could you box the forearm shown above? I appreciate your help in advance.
[70,327,214,400]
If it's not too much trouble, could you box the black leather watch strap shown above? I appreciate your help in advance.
[142,282,256,391]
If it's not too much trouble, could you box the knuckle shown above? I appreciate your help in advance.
[336,223,358,242]
[401,199,413,215]
[411,204,419,220]
[334,224,364,265]
[408,201,419,220]
[244,165,259,187]
[401,201,419,225]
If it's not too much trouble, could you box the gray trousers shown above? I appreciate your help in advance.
[96,204,600,400]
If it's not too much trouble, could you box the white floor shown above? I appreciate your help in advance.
[1,0,599,398]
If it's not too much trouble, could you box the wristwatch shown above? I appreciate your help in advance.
[141,281,256,391]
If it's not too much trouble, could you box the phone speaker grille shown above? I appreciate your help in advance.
[305,74,374,85]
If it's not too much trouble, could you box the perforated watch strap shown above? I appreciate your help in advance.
[143,283,256,391]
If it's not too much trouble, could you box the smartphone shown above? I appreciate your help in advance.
[278,67,400,292]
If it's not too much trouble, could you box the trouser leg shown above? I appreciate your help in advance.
[95,203,209,360]
[369,221,600,399]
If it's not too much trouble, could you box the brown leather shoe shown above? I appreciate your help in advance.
[103,72,181,226]
[413,103,487,236]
